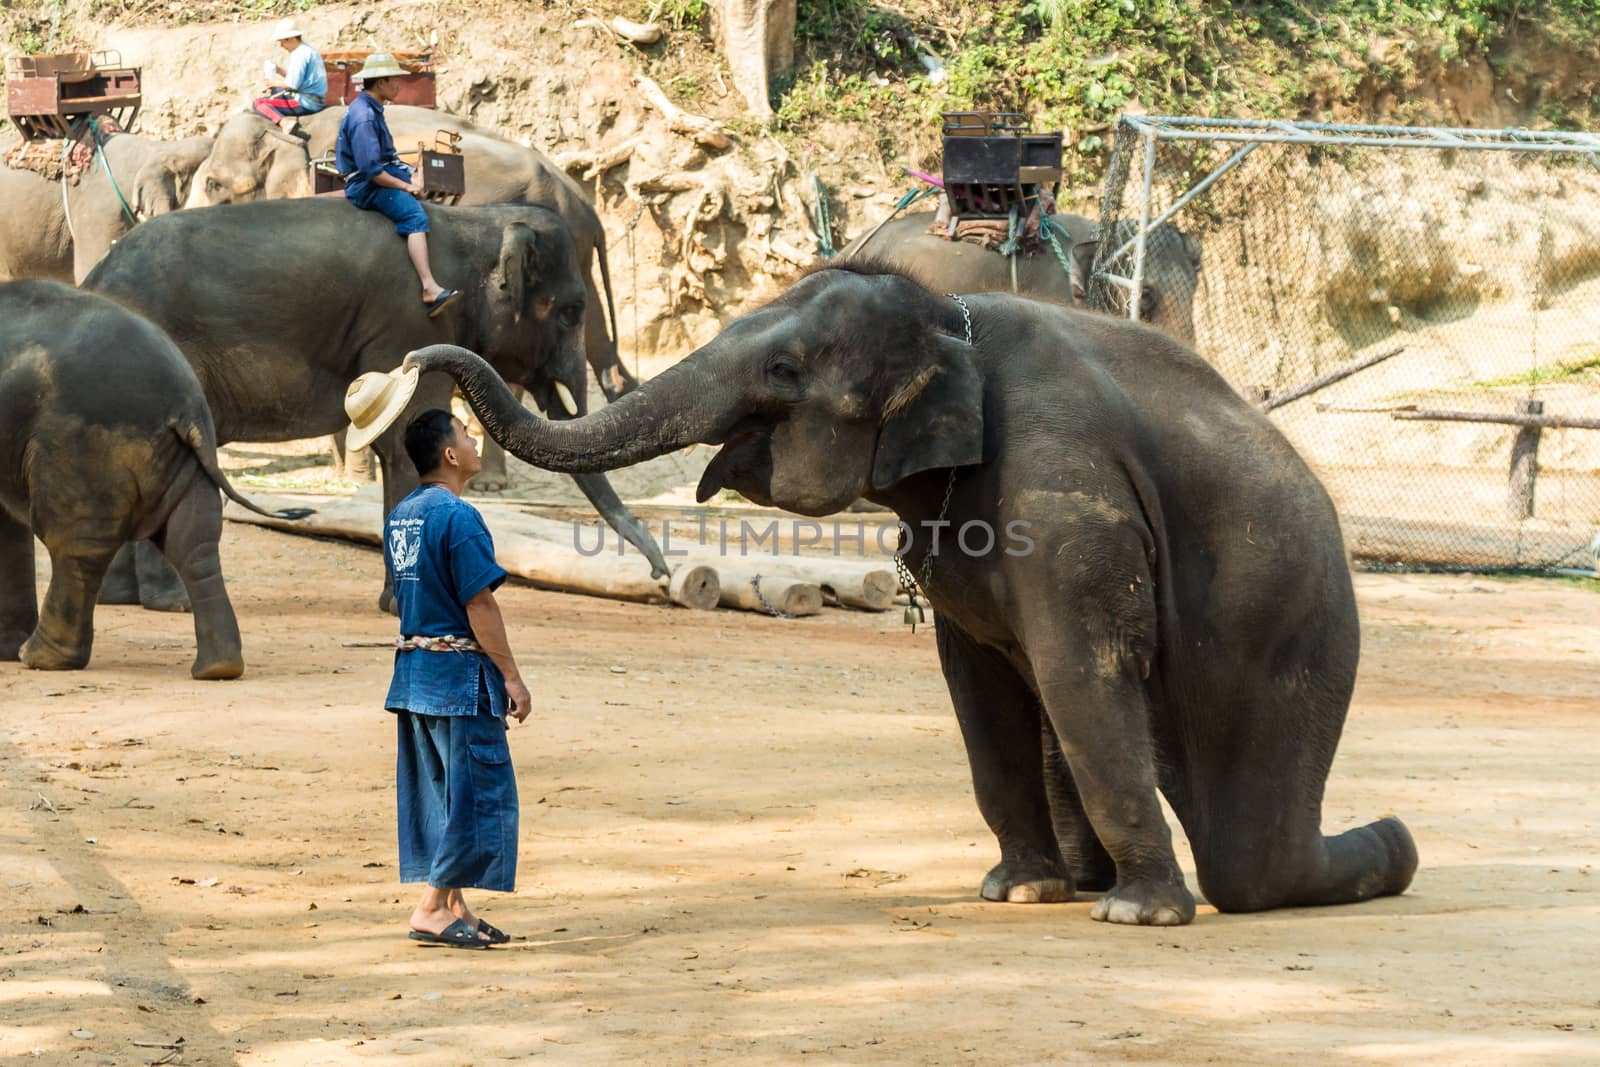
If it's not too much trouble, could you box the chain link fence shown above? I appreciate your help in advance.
[1089,116,1600,573]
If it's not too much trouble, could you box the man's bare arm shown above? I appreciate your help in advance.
[466,588,531,722]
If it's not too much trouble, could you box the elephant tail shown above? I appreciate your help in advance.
[171,420,316,521]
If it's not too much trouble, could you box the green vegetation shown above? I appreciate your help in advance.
[775,1,1600,181]
[1477,354,1600,389]
[654,0,710,32]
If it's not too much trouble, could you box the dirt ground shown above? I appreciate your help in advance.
[3,519,1598,1066]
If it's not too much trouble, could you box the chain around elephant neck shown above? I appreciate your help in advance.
[892,294,970,630]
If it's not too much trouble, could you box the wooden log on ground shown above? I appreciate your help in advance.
[222,493,716,609]
[1256,345,1406,413]
[1390,409,1600,431]
[708,563,823,616]
[1507,398,1543,520]
[723,558,895,610]
[668,562,722,611]
[501,508,899,611]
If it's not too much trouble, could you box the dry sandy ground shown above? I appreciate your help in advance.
[2,522,1598,1066]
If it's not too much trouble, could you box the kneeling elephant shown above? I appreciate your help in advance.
[0,280,309,678]
[401,260,1419,925]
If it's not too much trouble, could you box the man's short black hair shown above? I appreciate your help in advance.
[404,409,458,476]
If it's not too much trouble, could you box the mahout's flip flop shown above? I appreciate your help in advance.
[426,289,461,319]
[478,919,510,944]
[408,917,490,949]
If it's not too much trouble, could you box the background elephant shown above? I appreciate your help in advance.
[82,198,668,612]
[0,280,308,678]
[0,130,213,283]
[189,106,635,405]
[406,260,1418,926]
[840,210,1202,346]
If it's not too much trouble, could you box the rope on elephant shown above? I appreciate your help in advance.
[839,182,941,258]
[88,118,139,225]
[1037,212,1078,290]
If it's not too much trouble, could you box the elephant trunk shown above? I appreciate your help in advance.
[405,344,736,473]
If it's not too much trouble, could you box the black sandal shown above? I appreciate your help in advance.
[408,917,490,949]
[425,289,461,319]
[478,919,511,944]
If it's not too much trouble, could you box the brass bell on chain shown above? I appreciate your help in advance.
[903,599,927,631]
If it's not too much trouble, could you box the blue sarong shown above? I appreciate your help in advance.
[395,680,518,892]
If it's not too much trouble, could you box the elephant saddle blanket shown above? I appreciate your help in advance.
[3,115,123,185]
[928,187,1060,257]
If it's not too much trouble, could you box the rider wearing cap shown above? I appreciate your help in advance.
[253,18,325,140]
[334,53,460,319]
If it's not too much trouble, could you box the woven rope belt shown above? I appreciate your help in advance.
[395,634,483,653]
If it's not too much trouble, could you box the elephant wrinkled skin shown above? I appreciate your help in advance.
[0,280,308,678]
[406,261,1419,925]
[82,199,668,612]
[0,131,213,283]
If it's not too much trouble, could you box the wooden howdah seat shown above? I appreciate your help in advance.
[4,50,141,143]
[940,110,1062,222]
[321,50,437,109]
[309,129,465,205]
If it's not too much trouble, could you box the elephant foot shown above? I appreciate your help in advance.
[980,859,1074,904]
[191,653,244,681]
[20,632,89,671]
[1089,877,1196,926]
[140,587,193,613]
[467,473,510,494]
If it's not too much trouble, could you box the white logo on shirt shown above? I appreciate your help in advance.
[389,517,424,578]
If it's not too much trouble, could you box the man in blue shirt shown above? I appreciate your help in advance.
[384,408,531,948]
[334,52,460,318]
[252,19,326,140]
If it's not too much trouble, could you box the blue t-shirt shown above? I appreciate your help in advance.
[383,485,510,718]
[282,43,327,111]
[335,91,409,205]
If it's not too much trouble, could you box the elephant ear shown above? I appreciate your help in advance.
[870,333,986,492]
[492,221,545,324]
[132,159,177,220]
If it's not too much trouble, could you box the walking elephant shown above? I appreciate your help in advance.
[0,129,212,283]
[189,107,635,403]
[403,259,1418,925]
[0,280,310,677]
[82,199,668,613]
[840,210,1203,346]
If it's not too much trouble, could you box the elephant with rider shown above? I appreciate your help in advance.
[82,198,668,614]
[403,259,1418,925]
[190,105,635,403]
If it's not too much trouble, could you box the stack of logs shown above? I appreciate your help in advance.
[223,493,902,619]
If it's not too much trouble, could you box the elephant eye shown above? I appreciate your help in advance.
[766,356,801,390]
[559,302,584,328]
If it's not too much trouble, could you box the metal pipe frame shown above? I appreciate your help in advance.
[1121,114,1600,153]
[1128,130,1156,323]
[1101,138,1262,271]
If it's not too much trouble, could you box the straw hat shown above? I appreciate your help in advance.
[344,366,419,452]
[356,52,408,82]
[271,18,304,40]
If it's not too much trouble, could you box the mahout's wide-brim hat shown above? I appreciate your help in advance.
[344,365,418,452]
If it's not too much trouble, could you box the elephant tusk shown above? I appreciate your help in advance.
[555,381,579,416]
